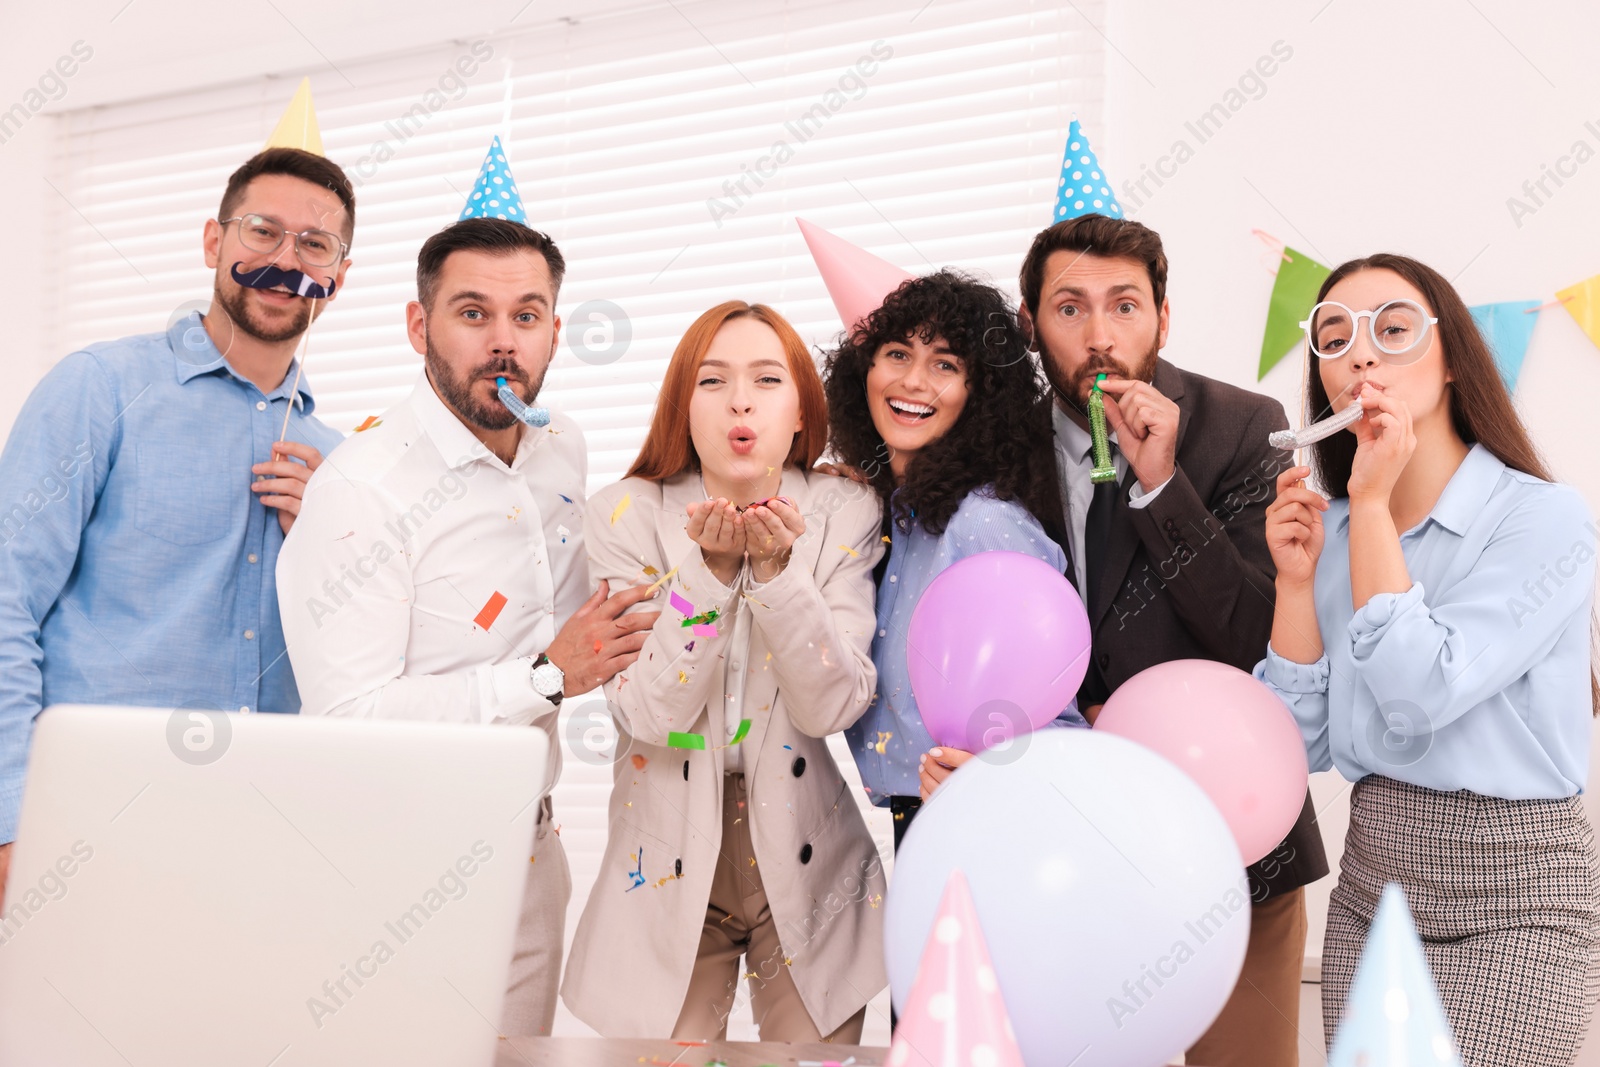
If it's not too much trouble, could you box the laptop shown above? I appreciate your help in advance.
[0,705,547,1067]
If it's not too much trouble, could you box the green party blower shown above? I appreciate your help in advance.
[1088,373,1117,484]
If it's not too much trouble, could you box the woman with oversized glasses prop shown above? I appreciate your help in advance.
[1260,253,1600,1066]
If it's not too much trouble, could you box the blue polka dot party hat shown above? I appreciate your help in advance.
[459,136,527,223]
[1054,117,1123,221]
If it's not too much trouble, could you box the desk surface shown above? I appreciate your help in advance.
[495,1036,883,1066]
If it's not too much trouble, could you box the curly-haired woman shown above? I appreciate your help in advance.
[823,269,1084,848]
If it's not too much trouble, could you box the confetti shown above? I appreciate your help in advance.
[556,523,569,543]
[559,493,573,503]
[677,670,689,685]
[631,754,647,770]
[473,591,507,631]
[353,415,382,432]
[646,566,678,593]
[668,731,707,749]
[875,730,893,755]
[642,565,660,578]
[684,641,695,652]
[593,640,603,653]
[609,493,632,525]
[670,591,695,617]
[681,607,720,629]
[881,535,892,544]
[332,530,354,541]
[838,544,860,557]
[627,848,645,891]
[727,718,751,745]
[691,622,718,638]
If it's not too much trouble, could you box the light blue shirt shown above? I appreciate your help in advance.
[846,487,1086,804]
[0,311,344,840]
[1256,444,1596,800]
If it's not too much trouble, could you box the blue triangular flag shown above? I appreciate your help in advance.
[1328,883,1463,1067]
[1469,300,1540,392]
[1053,118,1123,221]
[458,136,527,224]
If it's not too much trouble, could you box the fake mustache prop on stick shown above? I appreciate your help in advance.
[231,262,338,300]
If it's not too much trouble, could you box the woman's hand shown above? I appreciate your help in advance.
[745,497,805,582]
[1346,382,1416,504]
[686,498,745,585]
[1264,465,1328,591]
[919,747,974,801]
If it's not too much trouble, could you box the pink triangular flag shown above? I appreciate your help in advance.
[886,869,1025,1067]
[797,218,912,336]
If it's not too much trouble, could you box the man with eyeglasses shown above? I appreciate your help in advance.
[0,147,351,898]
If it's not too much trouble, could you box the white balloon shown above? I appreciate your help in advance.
[886,729,1249,1067]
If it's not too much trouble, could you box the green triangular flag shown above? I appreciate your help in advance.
[1258,247,1332,380]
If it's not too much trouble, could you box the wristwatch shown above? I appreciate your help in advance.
[529,654,565,705]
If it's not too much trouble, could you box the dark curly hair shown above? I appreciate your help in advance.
[822,269,1068,551]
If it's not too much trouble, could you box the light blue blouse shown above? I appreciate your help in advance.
[846,487,1086,804]
[1256,444,1597,800]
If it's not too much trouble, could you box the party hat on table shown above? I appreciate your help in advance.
[459,136,528,224]
[1053,117,1123,221]
[264,77,324,155]
[886,868,1026,1067]
[1327,882,1463,1067]
[797,218,912,336]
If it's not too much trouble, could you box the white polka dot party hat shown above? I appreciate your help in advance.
[1327,883,1463,1067]
[459,136,527,223]
[1053,118,1123,221]
[886,868,1026,1067]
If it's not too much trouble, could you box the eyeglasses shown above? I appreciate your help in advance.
[219,214,348,268]
[1299,299,1439,365]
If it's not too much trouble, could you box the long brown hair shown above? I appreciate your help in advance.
[1304,252,1598,716]
[626,301,828,481]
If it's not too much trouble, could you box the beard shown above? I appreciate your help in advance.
[212,280,316,344]
[1039,334,1161,414]
[424,333,547,432]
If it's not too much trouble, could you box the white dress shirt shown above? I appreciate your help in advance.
[1051,401,1171,596]
[278,372,590,800]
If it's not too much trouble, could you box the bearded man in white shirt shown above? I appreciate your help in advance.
[278,217,660,1034]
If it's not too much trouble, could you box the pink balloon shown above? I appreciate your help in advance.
[1095,659,1309,865]
[906,551,1090,752]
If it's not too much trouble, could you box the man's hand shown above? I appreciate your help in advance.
[543,579,662,696]
[253,440,325,535]
[685,498,746,585]
[1097,378,1179,492]
[918,746,974,801]
[0,842,11,903]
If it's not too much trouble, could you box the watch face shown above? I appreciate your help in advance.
[531,662,563,697]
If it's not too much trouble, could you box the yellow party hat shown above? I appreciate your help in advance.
[264,77,323,155]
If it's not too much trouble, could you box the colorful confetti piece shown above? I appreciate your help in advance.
[559,493,573,503]
[353,415,382,432]
[646,565,678,593]
[609,493,632,525]
[677,670,689,685]
[684,641,696,652]
[838,544,860,557]
[668,731,707,749]
[680,607,719,629]
[691,622,718,638]
[875,730,893,755]
[642,565,660,578]
[473,591,507,631]
[631,754,647,769]
[670,591,695,617]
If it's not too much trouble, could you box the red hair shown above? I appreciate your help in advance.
[626,301,828,481]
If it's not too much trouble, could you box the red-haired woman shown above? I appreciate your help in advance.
[561,302,886,1042]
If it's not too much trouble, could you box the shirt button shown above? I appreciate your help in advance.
[247,554,258,564]
[888,575,897,583]
[239,706,251,714]
[256,401,267,411]
[878,629,887,637]
[244,630,255,640]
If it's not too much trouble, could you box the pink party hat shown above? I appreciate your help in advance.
[797,218,912,335]
[886,869,1025,1067]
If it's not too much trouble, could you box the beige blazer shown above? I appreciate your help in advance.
[560,467,888,1037]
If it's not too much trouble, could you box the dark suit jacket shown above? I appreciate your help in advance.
[1058,358,1328,901]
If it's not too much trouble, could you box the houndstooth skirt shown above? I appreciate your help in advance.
[1322,775,1600,1067]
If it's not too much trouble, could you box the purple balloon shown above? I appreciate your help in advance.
[906,551,1091,751]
